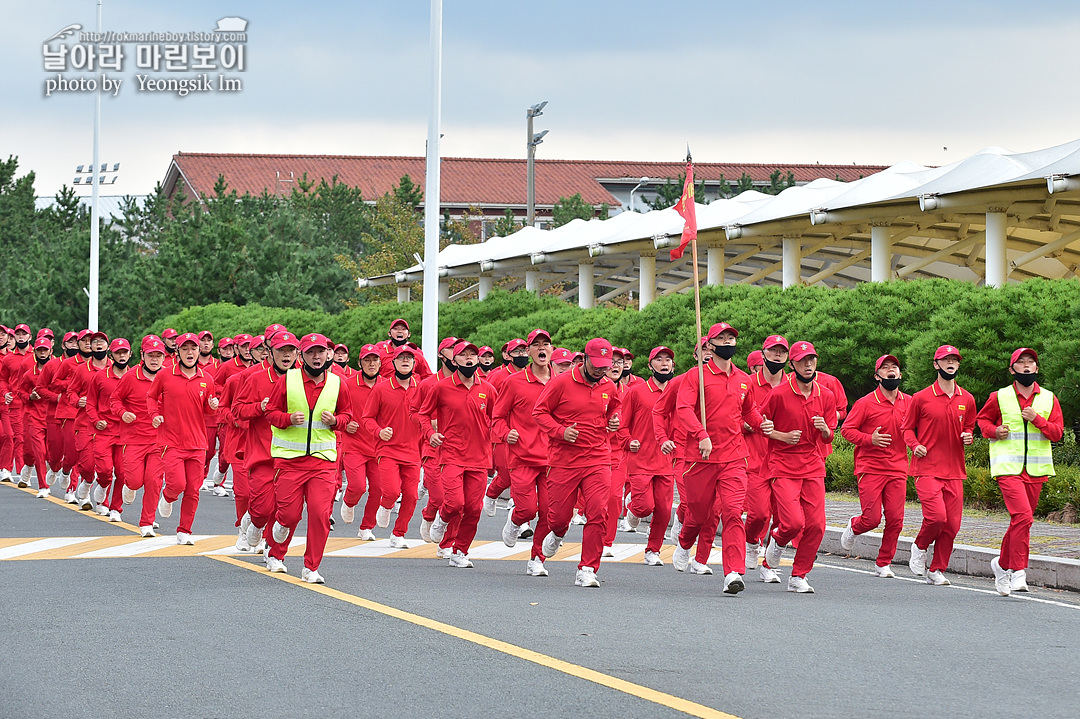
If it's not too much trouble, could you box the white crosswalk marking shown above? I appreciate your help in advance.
[466,542,530,560]
[0,537,101,559]
[74,536,215,558]
[326,538,406,557]
[199,536,307,555]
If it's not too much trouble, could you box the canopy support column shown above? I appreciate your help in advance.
[478,275,494,300]
[438,280,450,302]
[639,251,656,308]
[578,261,595,309]
[782,235,801,288]
[397,285,411,303]
[871,224,892,282]
[985,209,1008,287]
[706,244,724,285]
[525,270,540,293]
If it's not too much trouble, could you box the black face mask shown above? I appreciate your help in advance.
[36,354,50,365]
[78,348,91,358]
[763,358,786,374]
[272,362,290,375]
[302,359,325,378]
[200,350,211,357]
[141,363,158,376]
[511,355,530,369]
[64,347,78,357]
[394,369,413,382]
[334,359,349,368]
[390,337,408,347]
[794,369,817,384]
[112,358,130,369]
[179,356,198,369]
[92,349,108,361]
[457,363,479,379]
[936,367,958,381]
[479,360,494,370]
[166,346,176,355]
[361,369,379,381]
[652,370,674,384]
[15,339,29,349]
[442,357,457,373]
[1013,372,1038,387]
[711,343,738,361]
[877,376,901,391]
[583,367,605,384]
[620,367,633,381]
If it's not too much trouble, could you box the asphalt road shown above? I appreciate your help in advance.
[2,479,1079,719]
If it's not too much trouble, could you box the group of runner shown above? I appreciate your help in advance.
[0,317,1059,597]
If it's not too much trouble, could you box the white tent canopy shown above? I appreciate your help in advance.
[360,139,1080,306]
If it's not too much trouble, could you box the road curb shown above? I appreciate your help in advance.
[820,527,1080,592]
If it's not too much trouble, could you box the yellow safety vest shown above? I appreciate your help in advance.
[988,384,1055,478]
[270,369,340,462]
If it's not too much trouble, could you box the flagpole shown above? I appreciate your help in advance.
[691,226,706,430]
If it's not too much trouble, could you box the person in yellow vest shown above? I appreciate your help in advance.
[976,347,1063,596]
[263,333,354,584]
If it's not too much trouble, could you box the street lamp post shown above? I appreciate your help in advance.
[526,101,547,227]
[628,176,649,213]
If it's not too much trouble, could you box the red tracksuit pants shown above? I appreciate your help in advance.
[203,424,220,479]
[628,471,674,554]
[771,475,826,578]
[95,438,126,510]
[58,419,78,477]
[851,473,906,568]
[161,447,205,534]
[378,457,420,538]
[273,462,337,572]
[913,476,963,573]
[438,464,485,554]
[6,406,25,473]
[249,461,292,557]
[341,452,382,531]
[997,474,1046,571]
[509,464,551,562]
[420,456,444,523]
[547,464,610,572]
[744,469,774,546]
[25,421,50,489]
[123,443,163,528]
[680,460,747,571]
[603,460,628,547]
[485,442,512,499]
[0,410,11,471]
[75,428,95,487]
[673,458,688,524]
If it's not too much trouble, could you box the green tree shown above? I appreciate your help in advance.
[493,208,521,237]
[552,193,598,227]
[643,173,707,210]
[392,174,424,210]
[767,169,796,195]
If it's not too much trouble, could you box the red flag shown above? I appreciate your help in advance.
[669,157,697,260]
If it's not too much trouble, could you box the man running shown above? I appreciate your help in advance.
[482,338,527,516]
[86,338,132,520]
[412,337,458,544]
[338,345,386,539]
[19,337,57,498]
[376,319,432,379]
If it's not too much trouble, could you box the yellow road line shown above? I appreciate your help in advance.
[211,554,742,719]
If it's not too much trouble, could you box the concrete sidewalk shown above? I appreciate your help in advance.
[823,495,1080,592]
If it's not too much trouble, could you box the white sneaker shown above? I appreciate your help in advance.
[75,480,90,500]
[672,544,691,572]
[272,522,290,544]
[0,468,10,481]
[668,512,682,542]
[618,517,635,533]
[18,466,31,487]
[449,551,473,568]
[265,555,287,573]
[723,571,745,595]
[689,559,712,575]
[787,575,814,593]
[436,546,453,559]
[212,486,229,497]
[357,529,376,541]
[64,491,76,504]
[140,525,156,538]
[483,495,497,517]
[745,542,760,569]
[570,510,586,525]
[765,537,783,569]
[874,564,895,578]
[908,544,927,576]
[35,488,50,499]
[375,505,391,528]
[643,551,664,566]
[122,485,136,504]
[991,557,1011,596]
[176,532,195,546]
[541,531,563,558]
[429,514,447,543]
[419,519,433,543]
[47,470,59,487]
[526,557,549,577]
[108,510,122,523]
[235,529,253,553]
[92,483,106,504]
[340,503,355,524]
[96,504,110,516]
[1010,569,1029,593]
[502,514,522,548]
[840,517,856,551]
[247,522,263,548]
[253,540,266,555]
[574,567,600,587]
[602,545,615,558]
[201,479,215,492]
[389,535,407,549]
[157,495,173,518]
[925,569,950,586]
[758,564,781,583]
[519,525,534,539]
[80,495,94,511]
[301,567,325,584]
[626,512,641,530]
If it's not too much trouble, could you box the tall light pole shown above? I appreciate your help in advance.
[89,0,103,331]
[526,101,547,227]
[421,0,442,370]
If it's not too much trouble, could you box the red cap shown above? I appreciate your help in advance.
[198,330,213,340]
[438,336,459,354]
[141,337,166,353]
[264,324,287,337]
[526,329,551,345]
[763,334,789,351]
[747,350,764,368]
[176,332,199,348]
[875,354,900,370]
[90,330,109,342]
[649,346,674,362]
[505,338,527,353]
[233,334,253,347]
[610,346,626,359]
[109,338,131,352]
[77,329,93,341]
[453,340,479,357]
[1010,347,1038,365]
[161,328,178,340]
[37,328,54,339]
[359,343,380,359]
[270,332,300,350]
[572,352,584,362]
[478,345,494,357]
[14,323,30,334]
[33,337,51,350]
[62,331,77,343]
[300,333,332,352]
[933,345,962,361]
[621,348,635,360]
[389,318,410,332]
[789,341,817,362]
[249,335,266,349]
[394,344,421,360]
[707,322,739,339]
[584,338,614,368]
[551,348,573,364]
[218,337,233,348]
[0,326,10,334]
[334,343,349,354]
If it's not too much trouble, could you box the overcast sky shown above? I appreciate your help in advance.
[4,0,1079,197]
